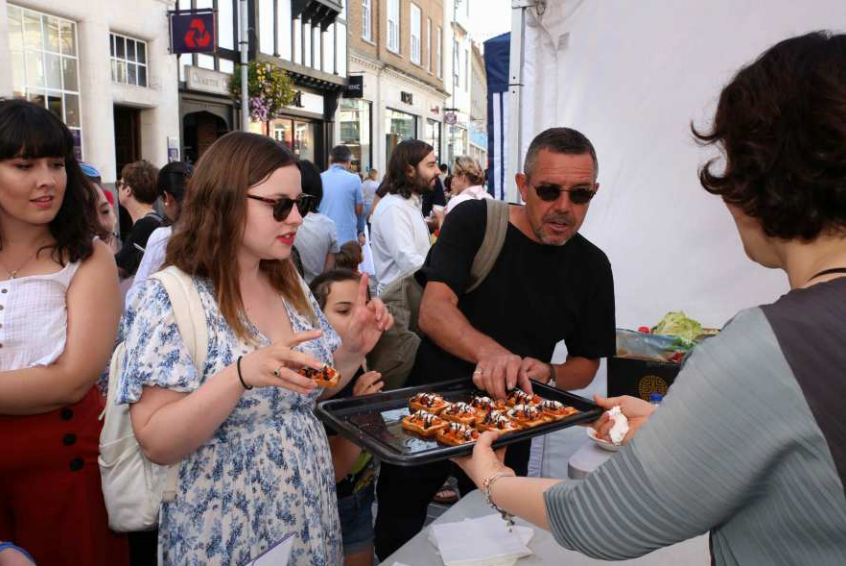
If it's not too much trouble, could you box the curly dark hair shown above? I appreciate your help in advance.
[693,31,846,241]
[381,139,434,199]
[0,98,99,264]
[121,160,159,204]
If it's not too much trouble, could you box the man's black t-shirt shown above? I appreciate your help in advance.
[115,212,163,276]
[409,199,616,386]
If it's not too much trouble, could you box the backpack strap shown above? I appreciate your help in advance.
[466,199,510,293]
[148,266,209,502]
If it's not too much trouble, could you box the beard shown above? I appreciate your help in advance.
[531,210,577,246]
[412,171,437,195]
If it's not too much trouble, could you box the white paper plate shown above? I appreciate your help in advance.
[586,427,621,452]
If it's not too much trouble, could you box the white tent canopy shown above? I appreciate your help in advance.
[512,0,846,330]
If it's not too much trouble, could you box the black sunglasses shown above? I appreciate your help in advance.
[534,184,596,205]
[246,193,316,221]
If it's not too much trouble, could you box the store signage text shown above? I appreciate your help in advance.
[344,76,364,98]
[185,66,230,96]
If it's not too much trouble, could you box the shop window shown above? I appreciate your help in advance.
[340,99,372,172]
[385,108,416,165]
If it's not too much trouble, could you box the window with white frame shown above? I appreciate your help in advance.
[362,0,372,41]
[426,18,432,72]
[436,26,442,77]
[465,47,470,91]
[110,33,148,87]
[7,4,84,156]
[410,4,421,65]
[387,0,400,53]
[453,39,460,86]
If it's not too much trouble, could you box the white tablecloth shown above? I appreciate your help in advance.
[380,490,710,566]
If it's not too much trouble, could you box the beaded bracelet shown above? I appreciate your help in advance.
[483,471,516,530]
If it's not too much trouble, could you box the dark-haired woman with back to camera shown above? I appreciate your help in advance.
[130,161,192,294]
[292,159,340,283]
[0,99,129,565]
[456,31,846,566]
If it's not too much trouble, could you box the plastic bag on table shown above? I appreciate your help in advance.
[615,328,691,363]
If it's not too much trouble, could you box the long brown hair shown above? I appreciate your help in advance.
[380,139,434,199]
[165,132,313,341]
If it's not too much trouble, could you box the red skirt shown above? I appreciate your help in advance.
[0,387,129,566]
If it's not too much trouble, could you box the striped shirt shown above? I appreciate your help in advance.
[545,279,846,565]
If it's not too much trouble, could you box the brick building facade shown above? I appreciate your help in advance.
[340,0,449,174]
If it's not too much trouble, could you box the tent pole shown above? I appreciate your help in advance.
[507,1,538,203]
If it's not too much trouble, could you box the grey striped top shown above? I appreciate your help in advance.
[545,279,846,565]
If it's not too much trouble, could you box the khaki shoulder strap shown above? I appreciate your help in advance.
[148,266,208,501]
[467,199,510,293]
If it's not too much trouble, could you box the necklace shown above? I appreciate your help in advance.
[0,249,40,279]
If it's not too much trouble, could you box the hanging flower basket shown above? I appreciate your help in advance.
[230,61,297,123]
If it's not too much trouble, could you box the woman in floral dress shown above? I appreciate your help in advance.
[118,132,392,566]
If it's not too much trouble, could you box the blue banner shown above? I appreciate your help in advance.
[484,33,510,200]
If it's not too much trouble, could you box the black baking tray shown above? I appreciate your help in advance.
[315,378,602,466]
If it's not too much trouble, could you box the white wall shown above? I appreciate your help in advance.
[518,0,846,329]
[0,0,179,181]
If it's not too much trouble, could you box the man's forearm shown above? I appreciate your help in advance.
[419,299,508,364]
[551,356,600,390]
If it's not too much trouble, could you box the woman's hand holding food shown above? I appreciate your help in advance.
[238,330,325,394]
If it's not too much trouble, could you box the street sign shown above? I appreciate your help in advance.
[170,10,216,54]
[343,76,364,98]
[444,112,457,125]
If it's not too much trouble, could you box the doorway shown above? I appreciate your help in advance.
[182,111,229,165]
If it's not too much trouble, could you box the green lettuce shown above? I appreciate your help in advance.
[653,311,703,345]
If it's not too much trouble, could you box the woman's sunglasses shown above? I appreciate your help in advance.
[534,184,596,205]
[246,193,316,221]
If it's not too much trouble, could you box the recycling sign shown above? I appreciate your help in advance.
[170,10,216,54]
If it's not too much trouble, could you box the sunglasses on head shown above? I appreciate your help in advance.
[246,193,316,221]
[533,184,596,205]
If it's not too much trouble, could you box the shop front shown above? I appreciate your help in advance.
[255,86,334,169]
[339,97,372,173]
[385,107,417,166]
[179,66,234,164]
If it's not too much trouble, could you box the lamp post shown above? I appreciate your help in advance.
[448,0,462,165]
[239,0,249,131]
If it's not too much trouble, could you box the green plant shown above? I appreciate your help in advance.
[230,61,296,123]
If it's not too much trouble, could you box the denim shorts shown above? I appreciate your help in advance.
[338,483,376,555]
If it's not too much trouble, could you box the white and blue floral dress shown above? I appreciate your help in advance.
[117,276,343,566]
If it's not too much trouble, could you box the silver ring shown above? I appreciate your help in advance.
[473,369,483,374]
[273,365,284,377]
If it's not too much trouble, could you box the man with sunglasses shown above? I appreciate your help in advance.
[373,127,616,561]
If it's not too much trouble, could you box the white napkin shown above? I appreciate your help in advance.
[608,406,630,445]
[428,514,534,566]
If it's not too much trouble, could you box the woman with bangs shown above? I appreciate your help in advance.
[118,132,392,566]
[0,99,128,565]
